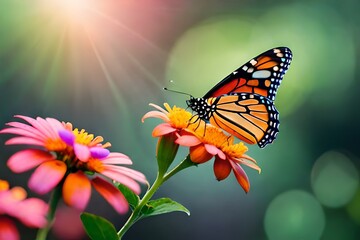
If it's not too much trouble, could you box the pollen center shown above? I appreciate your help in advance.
[167,106,192,129]
[87,159,105,173]
[73,128,95,145]
[45,138,67,151]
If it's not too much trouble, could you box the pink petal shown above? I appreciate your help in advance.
[7,149,55,173]
[45,118,66,135]
[74,143,90,162]
[15,116,52,139]
[29,161,67,194]
[141,110,169,123]
[91,177,129,214]
[16,198,48,228]
[0,217,19,240]
[5,137,45,146]
[149,103,168,114]
[152,123,176,137]
[62,172,91,211]
[101,152,132,165]
[204,144,226,159]
[229,160,250,193]
[0,126,44,141]
[34,117,58,139]
[175,135,201,146]
[103,165,147,184]
[101,169,141,194]
[3,121,46,139]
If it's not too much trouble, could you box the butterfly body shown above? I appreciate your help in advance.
[187,47,292,148]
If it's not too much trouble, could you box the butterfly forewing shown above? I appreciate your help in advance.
[203,47,292,101]
[207,93,279,148]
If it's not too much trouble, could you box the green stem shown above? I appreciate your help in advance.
[118,173,164,239]
[35,184,62,240]
[117,155,195,239]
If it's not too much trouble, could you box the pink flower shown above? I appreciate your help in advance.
[0,179,48,240]
[1,115,147,213]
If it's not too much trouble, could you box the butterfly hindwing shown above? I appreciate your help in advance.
[203,47,292,101]
[207,93,279,148]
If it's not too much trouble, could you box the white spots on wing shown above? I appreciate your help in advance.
[242,66,248,71]
[247,67,254,73]
[233,71,238,75]
[250,59,257,66]
[252,70,271,78]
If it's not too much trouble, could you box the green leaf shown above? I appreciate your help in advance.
[117,184,140,210]
[140,198,190,219]
[80,212,118,240]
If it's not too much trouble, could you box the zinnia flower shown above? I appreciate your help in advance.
[0,179,48,240]
[1,115,147,213]
[142,103,203,138]
[177,125,261,193]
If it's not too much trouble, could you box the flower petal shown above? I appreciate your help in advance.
[7,149,54,173]
[204,144,226,159]
[90,147,110,159]
[189,144,213,164]
[0,217,19,240]
[152,123,176,137]
[229,160,250,193]
[5,137,45,146]
[28,161,66,194]
[100,152,132,165]
[16,198,48,228]
[103,165,147,184]
[213,157,232,181]
[141,110,169,123]
[58,130,75,146]
[91,177,128,214]
[63,172,91,211]
[74,143,90,162]
[175,135,201,146]
[101,169,141,194]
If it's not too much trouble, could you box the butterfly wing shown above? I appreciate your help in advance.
[207,93,279,148]
[203,47,292,101]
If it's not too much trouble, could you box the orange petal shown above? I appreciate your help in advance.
[190,144,213,164]
[62,172,91,211]
[229,161,250,193]
[213,157,232,181]
[91,177,128,214]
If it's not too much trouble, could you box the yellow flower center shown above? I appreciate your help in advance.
[194,125,248,158]
[164,103,193,129]
[73,128,95,145]
[222,142,248,158]
[87,158,105,172]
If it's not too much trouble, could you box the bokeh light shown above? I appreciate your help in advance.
[264,190,325,240]
[311,151,359,208]
[347,188,360,226]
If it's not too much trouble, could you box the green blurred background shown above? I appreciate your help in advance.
[1,0,360,239]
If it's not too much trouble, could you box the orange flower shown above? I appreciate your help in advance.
[177,125,260,193]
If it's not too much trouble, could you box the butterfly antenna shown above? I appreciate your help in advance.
[163,87,192,98]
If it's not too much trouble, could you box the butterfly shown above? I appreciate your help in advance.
[186,47,292,148]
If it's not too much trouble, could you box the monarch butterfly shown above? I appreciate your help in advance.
[186,47,292,148]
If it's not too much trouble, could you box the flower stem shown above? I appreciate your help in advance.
[35,184,62,240]
[118,155,195,239]
[118,173,164,239]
